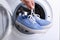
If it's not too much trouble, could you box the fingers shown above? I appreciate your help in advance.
[31,0,35,9]
[21,0,35,10]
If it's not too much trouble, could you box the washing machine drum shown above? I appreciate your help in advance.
[14,1,52,34]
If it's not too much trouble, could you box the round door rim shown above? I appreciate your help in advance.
[13,0,53,34]
[0,0,12,39]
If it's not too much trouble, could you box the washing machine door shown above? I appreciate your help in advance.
[0,0,12,40]
[13,0,52,34]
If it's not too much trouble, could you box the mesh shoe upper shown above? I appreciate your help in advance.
[33,14,51,26]
[16,14,43,30]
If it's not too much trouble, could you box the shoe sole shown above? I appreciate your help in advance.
[15,21,51,34]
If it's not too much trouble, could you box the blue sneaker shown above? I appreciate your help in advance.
[16,13,43,30]
[31,10,50,26]
[33,14,50,26]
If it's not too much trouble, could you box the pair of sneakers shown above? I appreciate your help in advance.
[16,10,50,30]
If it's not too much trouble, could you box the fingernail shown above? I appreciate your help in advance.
[32,6,34,9]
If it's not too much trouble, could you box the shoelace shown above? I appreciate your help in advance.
[31,9,41,20]
[27,9,36,24]
[31,9,40,18]
[28,15,36,24]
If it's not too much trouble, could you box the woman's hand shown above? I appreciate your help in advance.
[21,0,35,10]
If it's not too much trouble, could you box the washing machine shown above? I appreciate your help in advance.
[0,0,53,40]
